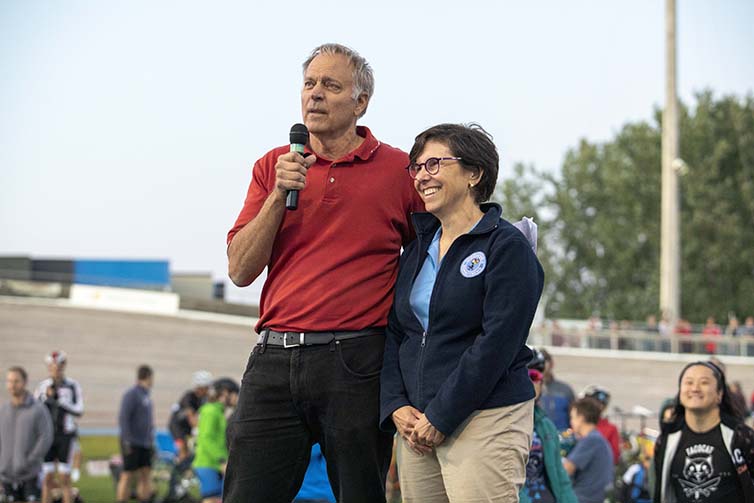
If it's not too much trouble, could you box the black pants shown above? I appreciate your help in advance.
[2,477,40,502]
[223,334,393,503]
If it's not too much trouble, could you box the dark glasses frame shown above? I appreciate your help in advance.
[406,156,462,179]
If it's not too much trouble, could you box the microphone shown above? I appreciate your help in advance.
[286,123,309,210]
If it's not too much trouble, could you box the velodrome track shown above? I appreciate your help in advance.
[2,297,753,432]
[1,297,254,430]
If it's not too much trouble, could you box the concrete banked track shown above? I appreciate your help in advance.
[2,298,753,431]
[1,299,253,429]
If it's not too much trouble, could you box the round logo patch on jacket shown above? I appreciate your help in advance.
[460,251,486,278]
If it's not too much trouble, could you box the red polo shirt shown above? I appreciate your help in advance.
[228,126,423,333]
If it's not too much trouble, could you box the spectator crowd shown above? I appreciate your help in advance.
[5,345,754,503]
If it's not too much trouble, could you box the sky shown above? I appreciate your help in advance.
[1,1,753,305]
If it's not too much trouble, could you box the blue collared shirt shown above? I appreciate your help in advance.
[410,216,488,331]
[409,227,442,332]
[408,216,536,332]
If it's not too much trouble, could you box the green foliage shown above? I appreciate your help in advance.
[494,91,754,323]
[678,92,754,323]
[492,163,556,302]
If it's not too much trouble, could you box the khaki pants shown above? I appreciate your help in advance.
[397,399,534,503]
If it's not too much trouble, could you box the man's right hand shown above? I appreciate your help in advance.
[227,150,317,287]
[392,405,432,455]
[274,152,317,197]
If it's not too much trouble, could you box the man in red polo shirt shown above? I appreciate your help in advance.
[223,43,422,503]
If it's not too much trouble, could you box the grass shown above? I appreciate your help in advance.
[75,435,199,503]
[81,435,120,459]
[76,436,118,503]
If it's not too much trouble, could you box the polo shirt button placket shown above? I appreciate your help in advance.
[330,162,337,185]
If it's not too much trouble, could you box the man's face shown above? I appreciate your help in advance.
[680,365,721,414]
[48,362,65,380]
[569,408,584,434]
[543,358,553,379]
[223,391,239,408]
[195,385,209,398]
[662,406,676,424]
[6,371,26,398]
[141,375,154,389]
[301,53,367,138]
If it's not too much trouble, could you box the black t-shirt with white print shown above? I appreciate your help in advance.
[670,424,740,502]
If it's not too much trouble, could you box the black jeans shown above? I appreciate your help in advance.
[223,333,393,503]
[2,477,40,502]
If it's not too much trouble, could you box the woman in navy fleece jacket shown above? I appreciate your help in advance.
[380,123,544,502]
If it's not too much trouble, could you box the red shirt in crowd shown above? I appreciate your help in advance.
[702,323,722,354]
[228,126,423,333]
[596,417,621,465]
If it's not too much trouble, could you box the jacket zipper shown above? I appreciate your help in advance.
[415,234,465,403]
[416,330,427,400]
[411,220,498,404]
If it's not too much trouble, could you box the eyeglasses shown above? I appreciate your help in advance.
[406,157,462,179]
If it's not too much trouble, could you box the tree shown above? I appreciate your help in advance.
[492,163,556,312]
[678,92,754,323]
[495,91,754,323]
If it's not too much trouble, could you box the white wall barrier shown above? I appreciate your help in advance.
[69,284,179,315]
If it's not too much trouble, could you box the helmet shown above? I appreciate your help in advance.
[45,350,67,365]
[192,370,213,387]
[213,377,240,395]
[581,384,611,406]
[527,347,546,372]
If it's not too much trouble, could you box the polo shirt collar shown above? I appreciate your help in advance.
[352,126,381,161]
[306,125,381,163]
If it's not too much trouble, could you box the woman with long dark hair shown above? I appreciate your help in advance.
[653,361,754,502]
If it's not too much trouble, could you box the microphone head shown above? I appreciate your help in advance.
[289,123,309,146]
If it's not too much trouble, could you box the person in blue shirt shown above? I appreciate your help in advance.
[562,398,614,503]
[380,123,544,502]
[293,444,336,503]
[538,349,575,432]
[116,365,154,503]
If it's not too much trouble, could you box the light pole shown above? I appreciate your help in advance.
[660,0,681,344]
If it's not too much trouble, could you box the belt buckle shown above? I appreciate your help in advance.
[283,332,305,348]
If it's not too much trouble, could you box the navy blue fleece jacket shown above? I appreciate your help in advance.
[380,203,544,436]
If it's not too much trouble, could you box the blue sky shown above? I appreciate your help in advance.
[1,1,752,304]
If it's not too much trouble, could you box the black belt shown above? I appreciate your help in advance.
[258,328,384,348]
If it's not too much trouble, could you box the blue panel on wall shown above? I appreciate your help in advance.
[73,260,170,289]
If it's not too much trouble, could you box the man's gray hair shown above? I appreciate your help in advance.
[303,43,374,118]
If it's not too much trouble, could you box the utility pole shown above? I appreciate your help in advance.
[660,0,681,340]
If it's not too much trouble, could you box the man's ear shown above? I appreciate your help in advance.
[354,93,369,117]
